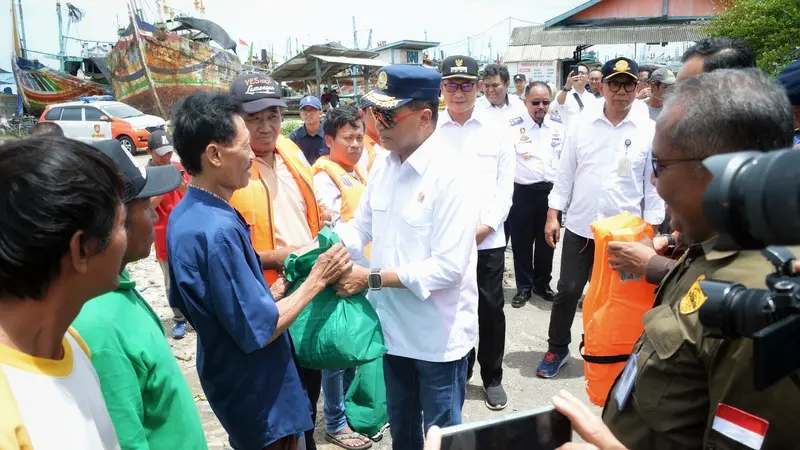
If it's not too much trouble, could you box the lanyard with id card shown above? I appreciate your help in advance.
[617,139,632,177]
[614,353,638,411]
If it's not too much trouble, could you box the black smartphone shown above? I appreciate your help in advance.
[569,65,579,76]
[440,406,572,450]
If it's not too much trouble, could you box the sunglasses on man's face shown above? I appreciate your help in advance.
[370,107,423,130]
[443,82,475,93]
[605,80,638,93]
[530,100,551,107]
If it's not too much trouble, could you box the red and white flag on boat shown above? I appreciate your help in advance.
[238,39,248,46]
[712,403,769,450]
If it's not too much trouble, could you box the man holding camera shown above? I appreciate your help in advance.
[598,69,800,450]
[552,63,597,125]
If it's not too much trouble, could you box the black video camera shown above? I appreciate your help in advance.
[698,148,800,390]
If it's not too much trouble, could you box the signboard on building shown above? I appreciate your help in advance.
[516,60,558,85]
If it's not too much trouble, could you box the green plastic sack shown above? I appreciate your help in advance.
[286,227,387,370]
[345,357,389,437]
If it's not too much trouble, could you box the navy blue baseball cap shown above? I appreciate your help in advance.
[601,57,639,81]
[777,59,800,106]
[299,96,323,110]
[362,65,442,110]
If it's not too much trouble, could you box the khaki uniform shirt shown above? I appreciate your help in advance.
[603,237,800,449]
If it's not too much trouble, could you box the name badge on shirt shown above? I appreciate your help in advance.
[617,139,632,176]
[614,353,638,411]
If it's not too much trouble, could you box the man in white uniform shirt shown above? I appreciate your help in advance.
[552,63,598,125]
[333,65,480,450]
[476,64,526,121]
[436,55,514,411]
[537,57,665,379]
[506,82,566,308]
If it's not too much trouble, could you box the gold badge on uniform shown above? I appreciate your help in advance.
[418,192,425,203]
[523,153,531,160]
[679,274,708,315]
[377,71,388,90]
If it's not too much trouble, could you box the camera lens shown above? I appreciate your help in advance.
[699,280,776,338]
[702,149,800,249]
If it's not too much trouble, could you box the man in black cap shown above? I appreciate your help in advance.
[145,130,191,339]
[436,55,514,411]
[333,64,481,450]
[513,73,527,100]
[537,57,664,378]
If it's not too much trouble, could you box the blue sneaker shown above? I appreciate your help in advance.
[536,350,569,378]
[172,321,186,340]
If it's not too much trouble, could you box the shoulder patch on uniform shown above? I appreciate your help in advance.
[679,274,708,315]
[549,111,563,123]
[509,116,524,126]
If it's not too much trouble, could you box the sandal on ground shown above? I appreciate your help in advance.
[324,431,373,450]
[370,423,390,442]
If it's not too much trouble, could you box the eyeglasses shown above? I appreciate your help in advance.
[443,82,475,93]
[530,100,551,106]
[370,107,423,130]
[605,80,638,93]
[651,156,703,177]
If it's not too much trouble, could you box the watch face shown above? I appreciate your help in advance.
[368,273,381,290]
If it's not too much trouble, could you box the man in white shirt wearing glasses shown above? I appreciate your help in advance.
[537,57,664,379]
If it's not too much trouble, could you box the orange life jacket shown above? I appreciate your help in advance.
[364,135,379,173]
[311,156,371,259]
[581,212,655,407]
[230,135,321,284]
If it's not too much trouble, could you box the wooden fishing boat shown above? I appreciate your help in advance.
[108,13,242,118]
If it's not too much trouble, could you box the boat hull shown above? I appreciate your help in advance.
[12,57,110,116]
[108,18,242,118]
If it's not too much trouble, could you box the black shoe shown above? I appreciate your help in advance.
[484,383,508,410]
[511,291,531,308]
[533,286,556,301]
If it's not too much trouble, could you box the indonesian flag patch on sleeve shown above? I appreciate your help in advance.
[712,403,769,450]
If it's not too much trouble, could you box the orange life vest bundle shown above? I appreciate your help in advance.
[581,212,656,406]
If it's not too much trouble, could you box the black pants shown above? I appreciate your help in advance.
[298,367,321,450]
[467,246,506,387]
[547,228,594,354]
[509,182,557,293]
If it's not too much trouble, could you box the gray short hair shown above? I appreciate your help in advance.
[661,68,793,160]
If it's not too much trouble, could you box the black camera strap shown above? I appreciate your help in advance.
[573,92,585,111]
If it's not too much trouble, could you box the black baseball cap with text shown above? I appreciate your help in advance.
[601,57,639,82]
[230,73,287,114]
[93,140,181,203]
[441,55,479,80]
[147,130,175,156]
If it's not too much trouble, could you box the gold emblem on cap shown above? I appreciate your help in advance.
[377,71,388,90]
[614,60,630,72]
[455,58,463,67]
[418,192,425,203]
[523,153,531,160]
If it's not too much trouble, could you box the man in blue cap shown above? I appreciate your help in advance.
[777,59,800,149]
[290,95,328,164]
[332,65,481,450]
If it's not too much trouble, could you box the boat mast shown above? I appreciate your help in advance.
[56,2,65,70]
[128,0,167,118]
[16,0,28,59]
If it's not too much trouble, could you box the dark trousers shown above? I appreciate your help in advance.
[383,354,468,450]
[509,182,557,293]
[467,246,506,387]
[547,228,595,354]
[299,367,321,450]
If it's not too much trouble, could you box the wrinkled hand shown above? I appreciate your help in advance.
[270,276,289,301]
[308,243,352,286]
[476,225,493,245]
[320,208,336,228]
[334,265,369,297]
[636,87,651,100]
[565,72,581,90]
[552,390,628,450]
[653,235,669,254]
[607,238,656,275]
[545,215,561,249]
[423,426,442,450]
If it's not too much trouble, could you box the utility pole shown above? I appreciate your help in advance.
[56,2,65,70]
[467,36,471,57]
[488,37,492,64]
[353,16,357,49]
[424,30,428,41]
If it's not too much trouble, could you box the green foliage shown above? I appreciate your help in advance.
[703,0,800,75]
[280,118,302,137]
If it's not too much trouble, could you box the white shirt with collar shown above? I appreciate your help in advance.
[334,131,481,363]
[436,107,514,251]
[552,87,599,125]
[548,100,665,239]
[476,93,527,122]
[508,111,566,185]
